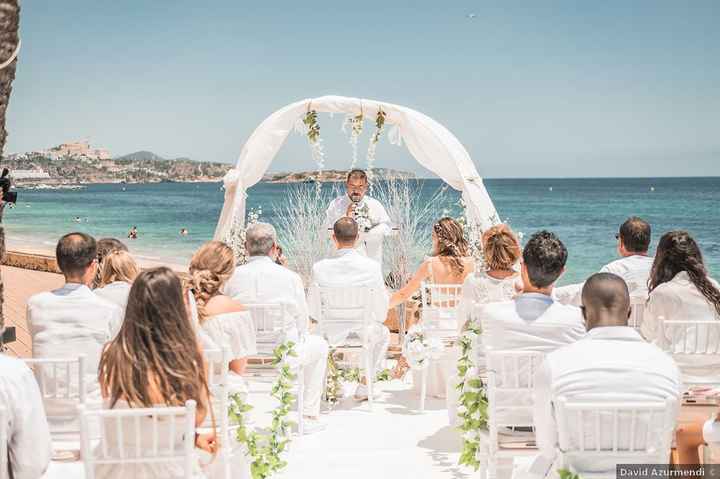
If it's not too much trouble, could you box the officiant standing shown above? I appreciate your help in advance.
[323,169,392,264]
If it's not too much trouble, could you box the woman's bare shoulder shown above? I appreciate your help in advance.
[204,295,246,316]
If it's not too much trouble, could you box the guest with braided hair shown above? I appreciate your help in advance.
[642,231,720,385]
[189,241,256,377]
[388,217,474,382]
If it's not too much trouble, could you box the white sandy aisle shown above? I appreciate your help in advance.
[247,378,470,479]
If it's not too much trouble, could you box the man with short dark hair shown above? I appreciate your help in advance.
[27,233,122,405]
[308,217,390,402]
[599,216,653,297]
[527,273,681,477]
[323,169,391,264]
[480,231,585,353]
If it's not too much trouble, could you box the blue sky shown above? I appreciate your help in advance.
[6,1,719,177]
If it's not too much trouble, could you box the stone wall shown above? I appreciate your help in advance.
[2,250,60,273]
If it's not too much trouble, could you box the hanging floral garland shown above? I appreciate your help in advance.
[225,207,263,265]
[302,109,325,195]
[228,341,297,479]
[456,319,488,471]
[342,108,364,169]
[365,108,386,190]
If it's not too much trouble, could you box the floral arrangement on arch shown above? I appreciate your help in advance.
[224,207,263,265]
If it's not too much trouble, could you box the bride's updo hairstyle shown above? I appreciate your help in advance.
[189,241,235,323]
[433,217,469,276]
[481,224,521,272]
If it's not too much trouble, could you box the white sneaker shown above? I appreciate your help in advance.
[299,418,327,435]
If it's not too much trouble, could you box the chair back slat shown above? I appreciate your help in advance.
[486,350,544,431]
[628,296,647,331]
[79,400,197,479]
[420,283,463,343]
[555,397,675,472]
[0,406,7,479]
[245,303,287,356]
[23,355,87,438]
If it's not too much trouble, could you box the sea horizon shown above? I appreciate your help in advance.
[4,176,719,285]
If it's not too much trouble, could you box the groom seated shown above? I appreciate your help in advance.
[224,222,330,433]
[308,217,390,402]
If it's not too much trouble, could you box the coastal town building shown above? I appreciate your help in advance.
[10,169,51,180]
[50,140,111,160]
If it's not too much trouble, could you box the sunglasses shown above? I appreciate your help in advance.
[615,233,620,240]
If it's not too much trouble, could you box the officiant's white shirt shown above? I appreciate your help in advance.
[0,354,52,479]
[224,256,309,342]
[323,195,391,264]
[530,326,681,477]
[643,270,720,384]
[27,283,122,380]
[308,248,389,343]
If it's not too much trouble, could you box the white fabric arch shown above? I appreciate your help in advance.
[214,95,499,240]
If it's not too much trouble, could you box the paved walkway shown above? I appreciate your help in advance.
[2,265,63,358]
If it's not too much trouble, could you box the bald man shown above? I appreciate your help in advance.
[527,273,682,477]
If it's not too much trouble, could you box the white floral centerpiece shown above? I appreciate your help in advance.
[402,324,444,370]
[351,200,373,233]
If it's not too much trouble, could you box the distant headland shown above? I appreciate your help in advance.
[3,140,414,185]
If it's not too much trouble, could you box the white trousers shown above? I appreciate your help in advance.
[296,334,329,417]
[362,323,390,378]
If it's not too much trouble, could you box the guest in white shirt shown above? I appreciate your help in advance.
[92,237,128,289]
[554,216,654,305]
[189,241,256,377]
[643,230,720,383]
[0,350,52,479]
[224,223,329,428]
[308,217,390,402]
[480,231,585,354]
[26,233,123,389]
[529,273,681,477]
[323,169,392,264]
[94,250,139,313]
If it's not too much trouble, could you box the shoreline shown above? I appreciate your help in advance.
[5,238,189,273]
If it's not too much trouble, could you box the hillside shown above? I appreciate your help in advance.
[262,168,415,183]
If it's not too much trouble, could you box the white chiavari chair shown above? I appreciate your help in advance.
[203,347,232,479]
[23,355,87,452]
[555,397,676,479]
[659,318,720,389]
[628,296,647,332]
[479,350,543,479]
[0,406,7,479]
[244,303,306,435]
[418,282,463,412]
[315,285,376,411]
[79,400,198,479]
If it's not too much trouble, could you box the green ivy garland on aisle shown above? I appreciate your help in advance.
[324,351,392,405]
[456,319,488,470]
[228,341,298,479]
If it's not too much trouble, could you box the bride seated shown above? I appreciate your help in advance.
[388,217,474,388]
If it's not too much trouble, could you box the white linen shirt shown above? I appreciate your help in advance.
[93,281,132,313]
[224,255,309,343]
[308,248,389,344]
[531,326,681,476]
[26,283,122,381]
[599,254,654,298]
[643,271,720,383]
[0,354,52,479]
[480,293,586,353]
[323,195,391,264]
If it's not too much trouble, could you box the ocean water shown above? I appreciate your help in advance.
[4,177,719,285]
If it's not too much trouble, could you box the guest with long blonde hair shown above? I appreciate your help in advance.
[97,267,218,477]
[94,249,140,312]
[189,241,256,376]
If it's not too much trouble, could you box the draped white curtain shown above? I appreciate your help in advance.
[214,95,499,240]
